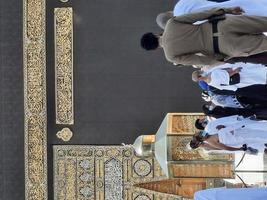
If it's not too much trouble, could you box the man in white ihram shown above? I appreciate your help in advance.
[196,115,267,153]
[196,115,261,134]
[156,0,267,29]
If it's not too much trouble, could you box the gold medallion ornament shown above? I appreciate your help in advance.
[133,159,152,177]
[56,127,73,142]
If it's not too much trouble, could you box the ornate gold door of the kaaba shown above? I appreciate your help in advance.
[53,145,187,200]
[53,144,232,199]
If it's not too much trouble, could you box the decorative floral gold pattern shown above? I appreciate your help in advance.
[26,0,45,40]
[171,163,234,178]
[105,158,123,200]
[53,145,181,200]
[24,0,47,199]
[171,115,201,134]
[171,136,204,161]
[55,7,74,125]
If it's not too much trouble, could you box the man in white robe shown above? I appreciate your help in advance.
[202,61,265,72]
[195,115,243,133]
[157,0,267,29]
[208,64,267,91]
[194,188,267,200]
[193,116,267,153]
[174,0,267,17]
[204,115,243,133]
[192,63,267,91]
[204,115,267,133]
[217,118,267,152]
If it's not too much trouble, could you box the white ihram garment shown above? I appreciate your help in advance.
[205,115,243,134]
[174,0,267,17]
[218,120,267,152]
[204,62,266,73]
[173,0,267,36]
[209,65,267,91]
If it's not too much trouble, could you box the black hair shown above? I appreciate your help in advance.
[190,134,205,149]
[190,139,200,149]
[195,119,205,130]
[140,32,159,50]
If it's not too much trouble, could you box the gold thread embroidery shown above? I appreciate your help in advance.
[24,0,47,199]
[55,7,74,125]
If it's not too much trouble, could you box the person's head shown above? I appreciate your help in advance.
[190,131,208,149]
[195,118,208,130]
[141,32,160,50]
[192,70,204,82]
[189,138,201,149]
[156,11,173,30]
[190,134,203,149]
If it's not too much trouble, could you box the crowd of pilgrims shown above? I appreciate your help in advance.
[139,0,267,198]
[140,0,267,156]
[190,62,267,155]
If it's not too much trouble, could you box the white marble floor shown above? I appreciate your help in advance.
[225,153,267,187]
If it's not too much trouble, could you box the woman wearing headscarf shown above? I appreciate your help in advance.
[202,103,267,120]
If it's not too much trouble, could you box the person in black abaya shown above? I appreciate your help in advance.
[202,104,267,120]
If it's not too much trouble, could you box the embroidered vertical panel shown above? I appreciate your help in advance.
[23,0,47,199]
[55,7,74,125]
